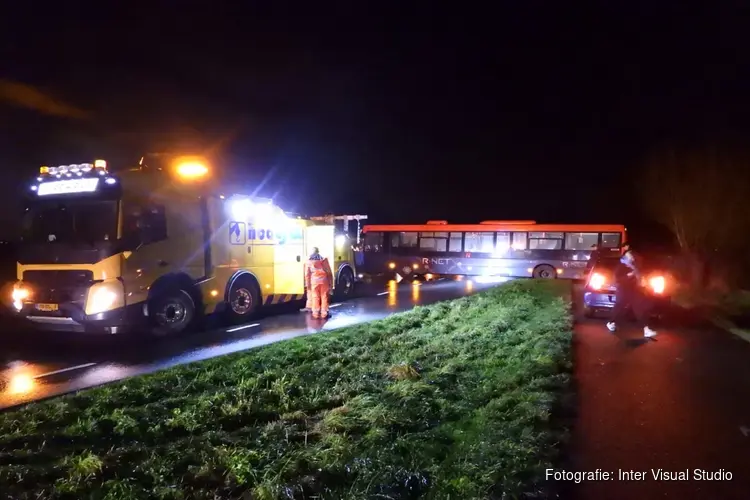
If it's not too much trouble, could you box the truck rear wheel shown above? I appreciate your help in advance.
[226,275,261,325]
[148,288,196,336]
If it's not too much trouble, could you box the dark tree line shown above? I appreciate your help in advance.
[639,144,750,289]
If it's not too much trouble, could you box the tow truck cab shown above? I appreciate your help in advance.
[8,159,362,334]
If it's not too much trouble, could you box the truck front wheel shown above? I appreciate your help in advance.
[148,288,196,336]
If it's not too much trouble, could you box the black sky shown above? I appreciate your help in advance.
[1,2,749,237]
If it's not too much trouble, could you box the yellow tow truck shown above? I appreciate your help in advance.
[8,157,363,335]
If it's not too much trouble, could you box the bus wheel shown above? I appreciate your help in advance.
[226,276,260,324]
[583,306,596,318]
[149,288,196,336]
[336,267,355,299]
[533,264,557,279]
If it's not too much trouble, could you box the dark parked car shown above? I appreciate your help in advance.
[583,257,672,318]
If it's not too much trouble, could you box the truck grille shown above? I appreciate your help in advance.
[22,270,94,304]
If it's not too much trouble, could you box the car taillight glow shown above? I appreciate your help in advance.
[649,275,665,294]
[588,272,606,290]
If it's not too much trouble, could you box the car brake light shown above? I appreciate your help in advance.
[588,272,606,290]
[649,275,665,294]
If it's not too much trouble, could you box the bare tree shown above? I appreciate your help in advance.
[640,145,750,288]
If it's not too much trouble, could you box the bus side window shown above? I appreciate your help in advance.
[449,232,462,252]
[601,232,622,248]
[564,232,599,250]
[419,232,447,252]
[529,232,563,250]
[419,232,435,250]
[496,232,511,252]
[512,232,527,250]
[392,232,417,248]
[364,232,383,252]
[465,232,494,252]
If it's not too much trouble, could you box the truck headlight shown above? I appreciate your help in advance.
[85,280,125,315]
[11,286,30,302]
[10,283,30,311]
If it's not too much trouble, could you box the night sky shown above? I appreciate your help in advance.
[1,3,748,239]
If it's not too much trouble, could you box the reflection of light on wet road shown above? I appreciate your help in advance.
[3,361,99,397]
[227,323,259,333]
[412,281,421,302]
[35,363,97,378]
[8,374,34,394]
[321,312,385,330]
[387,280,397,307]
[473,276,513,284]
[466,280,473,292]
[76,364,141,387]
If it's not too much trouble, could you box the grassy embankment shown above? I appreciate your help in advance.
[0,279,573,499]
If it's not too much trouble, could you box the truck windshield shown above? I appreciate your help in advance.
[21,199,118,244]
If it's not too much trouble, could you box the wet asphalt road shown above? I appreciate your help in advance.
[0,276,505,410]
[565,286,750,499]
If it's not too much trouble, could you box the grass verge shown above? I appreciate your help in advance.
[0,279,573,499]
[673,287,750,342]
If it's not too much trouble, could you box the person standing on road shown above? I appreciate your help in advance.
[586,243,601,272]
[606,248,658,338]
[305,247,334,319]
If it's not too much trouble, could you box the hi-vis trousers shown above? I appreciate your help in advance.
[310,283,330,318]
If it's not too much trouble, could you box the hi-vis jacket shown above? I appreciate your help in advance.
[305,253,333,289]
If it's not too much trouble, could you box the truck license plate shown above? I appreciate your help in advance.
[35,303,59,312]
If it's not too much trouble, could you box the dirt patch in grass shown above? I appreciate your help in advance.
[0,279,573,499]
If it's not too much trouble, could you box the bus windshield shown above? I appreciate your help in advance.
[21,199,118,244]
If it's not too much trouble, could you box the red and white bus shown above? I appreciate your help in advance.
[360,220,626,280]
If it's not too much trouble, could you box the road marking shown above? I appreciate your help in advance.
[227,323,260,333]
[377,291,389,296]
[728,327,750,344]
[34,363,97,379]
[740,426,749,437]
[329,303,342,308]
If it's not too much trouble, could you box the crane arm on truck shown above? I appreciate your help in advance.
[310,214,368,243]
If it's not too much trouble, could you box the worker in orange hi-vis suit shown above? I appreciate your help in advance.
[305,247,334,319]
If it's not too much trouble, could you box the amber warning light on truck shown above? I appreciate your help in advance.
[176,162,208,179]
[172,157,210,180]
